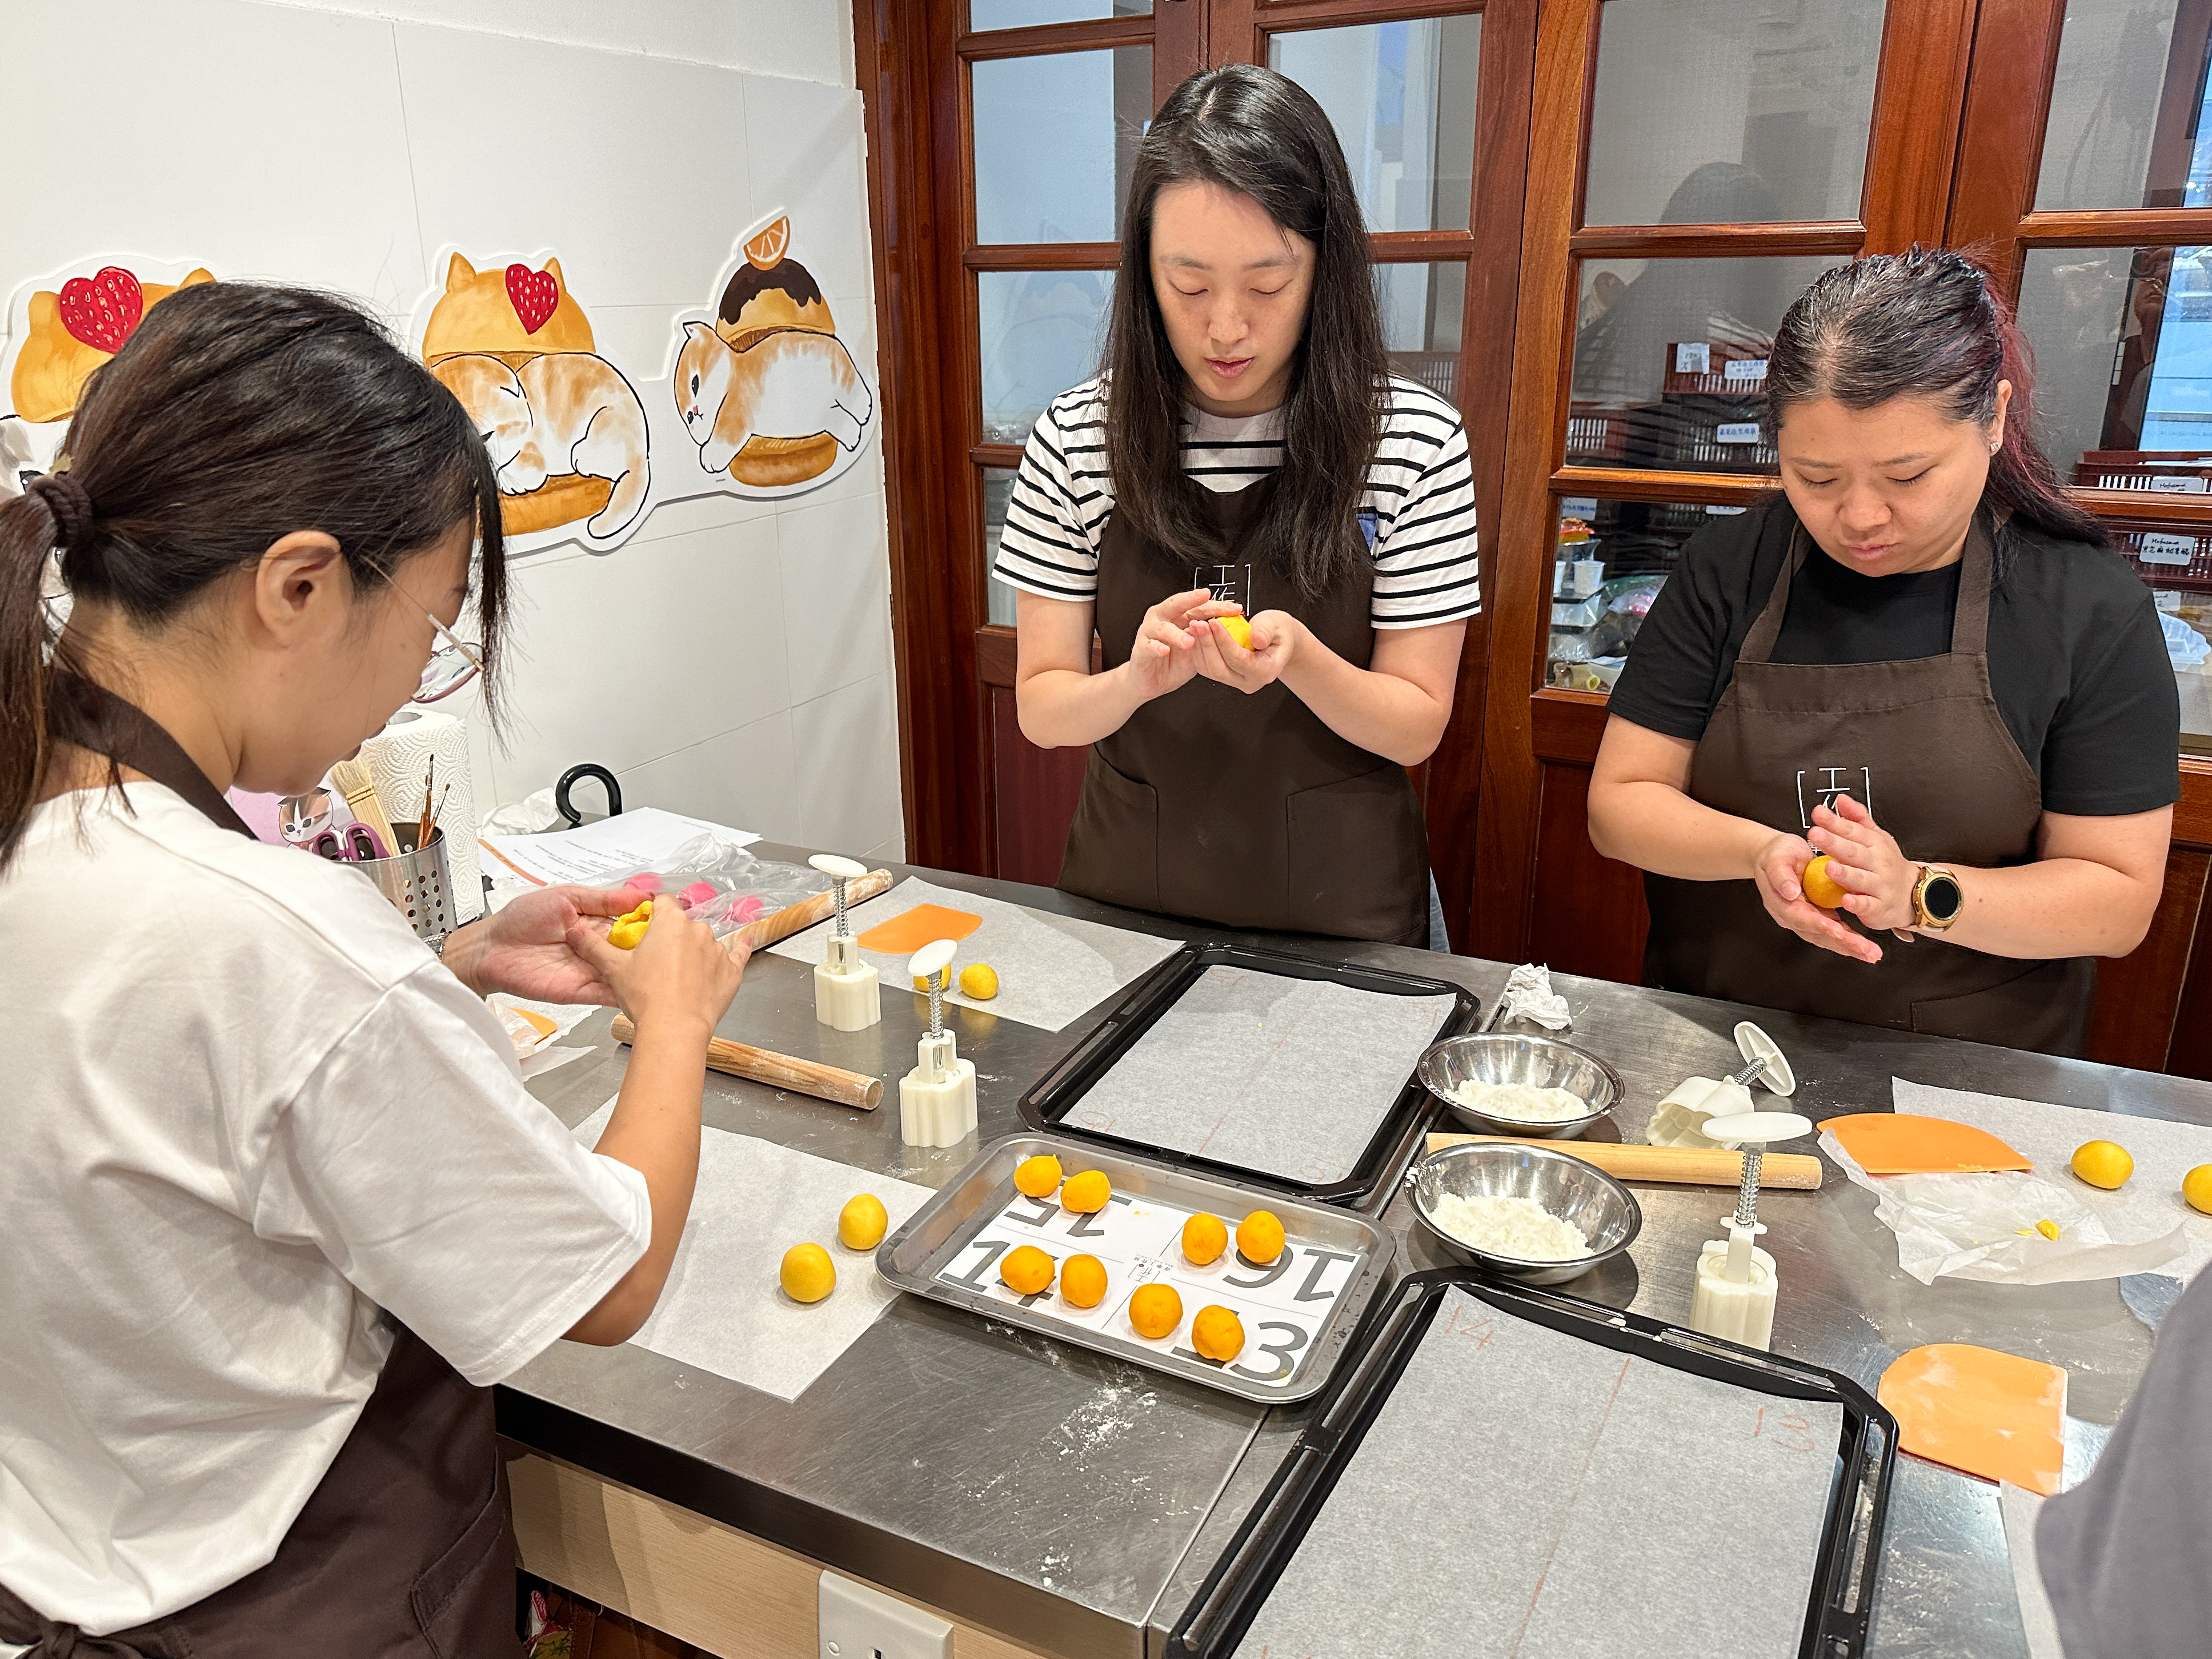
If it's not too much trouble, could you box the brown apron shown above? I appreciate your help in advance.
[1057,481,1429,945]
[1642,519,2096,1055]
[0,676,522,1658]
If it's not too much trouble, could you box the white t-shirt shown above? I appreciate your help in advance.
[0,784,651,1636]
[991,375,1481,627]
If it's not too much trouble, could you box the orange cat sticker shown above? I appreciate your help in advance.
[5,259,217,428]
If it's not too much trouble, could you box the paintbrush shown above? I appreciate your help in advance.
[327,756,399,853]
[416,756,437,848]
[424,783,451,847]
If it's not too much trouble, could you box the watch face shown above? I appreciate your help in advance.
[1924,873,1963,923]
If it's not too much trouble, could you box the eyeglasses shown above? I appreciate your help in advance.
[415,608,484,704]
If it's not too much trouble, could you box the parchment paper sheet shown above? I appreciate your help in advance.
[766,877,1179,1033]
[1065,967,1456,1184]
[1234,1288,1843,1659]
[1890,1079,2212,1285]
[574,1101,931,1400]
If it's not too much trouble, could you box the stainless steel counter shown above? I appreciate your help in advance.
[504,848,2209,1659]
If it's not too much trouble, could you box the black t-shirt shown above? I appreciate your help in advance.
[1608,496,2181,816]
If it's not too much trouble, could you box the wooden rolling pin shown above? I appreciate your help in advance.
[728,867,893,953]
[611,1015,883,1111]
[1425,1131,1822,1190]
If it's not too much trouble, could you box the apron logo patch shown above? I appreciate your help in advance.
[1195,562,1255,610]
[1797,766,1874,828]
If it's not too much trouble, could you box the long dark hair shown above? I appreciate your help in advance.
[1766,246,2107,547]
[1103,64,1388,596]
[0,282,506,867]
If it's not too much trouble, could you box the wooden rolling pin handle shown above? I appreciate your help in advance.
[1424,1131,1822,1190]
[611,1015,883,1112]
[731,868,893,954]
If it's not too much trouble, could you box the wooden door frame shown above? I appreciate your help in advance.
[1468,0,1981,961]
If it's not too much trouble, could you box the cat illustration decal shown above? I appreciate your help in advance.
[4,260,216,428]
[418,253,650,543]
[668,214,876,492]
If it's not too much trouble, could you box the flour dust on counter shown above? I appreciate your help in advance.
[1064,967,1457,1185]
[572,1100,932,1399]
[766,876,1180,1032]
[1232,1288,1842,1659]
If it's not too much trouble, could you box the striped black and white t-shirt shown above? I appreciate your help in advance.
[992,376,1480,628]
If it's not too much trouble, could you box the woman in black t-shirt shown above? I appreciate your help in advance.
[1590,248,2177,1054]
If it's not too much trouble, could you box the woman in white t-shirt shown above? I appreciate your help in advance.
[995,65,1479,947]
[0,283,746,1656]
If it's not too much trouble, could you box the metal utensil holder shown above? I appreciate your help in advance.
[349,826,454,940]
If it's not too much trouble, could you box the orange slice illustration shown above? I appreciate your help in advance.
[744,215,791,270]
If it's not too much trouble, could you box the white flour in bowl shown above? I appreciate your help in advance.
[1446,1079,1589,1124]
[1430,1193,1590,1260]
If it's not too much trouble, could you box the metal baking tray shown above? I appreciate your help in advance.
[875,1133,1395,1405]
[1168,1270,1897,1658]
[1018,941,1480,1209]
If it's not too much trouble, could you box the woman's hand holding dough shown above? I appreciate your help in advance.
[1750,831,1883,964]
[1193,609,1299,692]
[441,884,639,1004]
[567,891,748,1040]
[1123,588,1230,703]
[1807,794,1918,933]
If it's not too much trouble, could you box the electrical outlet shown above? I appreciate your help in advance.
[818,1570,953,1659]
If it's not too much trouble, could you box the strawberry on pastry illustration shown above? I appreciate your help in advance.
[9,265,215,425]
[674,215,875,490]
[422,254,650,542]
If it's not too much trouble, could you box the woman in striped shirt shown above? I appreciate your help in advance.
[995,64,1480,947]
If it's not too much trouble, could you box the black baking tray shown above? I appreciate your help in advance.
[1017,941,1480,1208]
[1167,1269,1897,1659]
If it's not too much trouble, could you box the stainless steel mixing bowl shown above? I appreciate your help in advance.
[1416,1032,1622,1139]
[1409,1140,1642,1285]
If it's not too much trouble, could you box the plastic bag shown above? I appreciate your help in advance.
[1822,1131,2187,1286]
[601,833,829,941]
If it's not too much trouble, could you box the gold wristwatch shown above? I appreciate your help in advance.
[1911,865,1964,932]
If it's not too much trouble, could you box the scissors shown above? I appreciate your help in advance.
[307,824,390,863]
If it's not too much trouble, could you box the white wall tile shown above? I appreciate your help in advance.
[616,709,799,841]
[0,0,427,316]
[776,488,893,706]
[787,674,903,853]
[263,0,854,88]
[492,514,789,789]
[744,79,875,295]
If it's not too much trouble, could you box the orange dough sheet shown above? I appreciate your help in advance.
[1878,1343,2066,1496]
[1825,1113,2033,1175]
[856,902,983,955]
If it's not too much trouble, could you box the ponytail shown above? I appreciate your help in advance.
[0,282,508,871]
[1768,246,2107,548]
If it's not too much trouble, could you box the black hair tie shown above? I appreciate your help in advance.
[26,472,94,551]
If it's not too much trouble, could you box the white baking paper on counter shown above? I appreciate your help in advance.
[572,1101,932,1400]
[1233,1287,1842,1659]
[766,876,1180,1032]
[1860,1079,2212,1286]
[1999,1482,2067,1659]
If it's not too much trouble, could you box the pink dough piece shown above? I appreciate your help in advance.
[723,894,768,925]
[623,873,662,893]
[681,881,719,908]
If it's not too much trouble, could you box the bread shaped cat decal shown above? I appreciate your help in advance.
[3,260,216,435]
[671,214,875,494]
[419,253,650,545]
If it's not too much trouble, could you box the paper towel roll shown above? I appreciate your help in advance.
[361,708,482,922]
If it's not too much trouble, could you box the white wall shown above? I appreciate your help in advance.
[0,0,906,865]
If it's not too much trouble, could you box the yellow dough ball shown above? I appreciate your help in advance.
[2071,1140,2134,1191]
[1061,1169,1112,1213]
[1191,1304,1246,1363]
[1014,1154,1063,1199]
[959,963,1000,1000]
[1060,1253,1108,1309]
[1128,1282,1183,1340]
[608,898,653,950]
[1000,1244,1055,1296]
[2185,1165,2212,1216]
[837,1193,888,1252]
[1182,1213,1228,1266]
[780,1243,836,1304]
[1217,614,1253,650]
[1237,1209,1287,1265]
[1800,856,1847,911]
